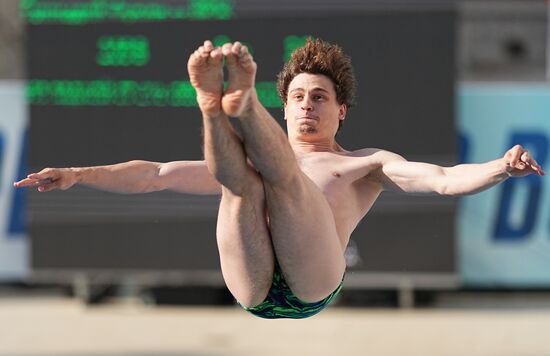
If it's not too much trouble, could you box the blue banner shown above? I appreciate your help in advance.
[458,84,550,287]
[0,82,28,280]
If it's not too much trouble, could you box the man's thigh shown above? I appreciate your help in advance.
[264,172,346,303]
[216,179,275,308]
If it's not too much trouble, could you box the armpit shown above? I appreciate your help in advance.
[363,170,385,185]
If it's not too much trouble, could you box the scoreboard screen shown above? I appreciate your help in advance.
[26,0,458,285]
[26,1,455,166]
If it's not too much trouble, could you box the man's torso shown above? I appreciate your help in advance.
[295,148,384,248]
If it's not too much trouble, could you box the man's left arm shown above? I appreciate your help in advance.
[373,145,545,196]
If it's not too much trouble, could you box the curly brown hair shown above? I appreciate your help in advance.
[277,37,356,111]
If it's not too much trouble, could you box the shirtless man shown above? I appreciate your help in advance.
[15,38,544,319]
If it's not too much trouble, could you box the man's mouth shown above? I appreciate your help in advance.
[297,116,318,121]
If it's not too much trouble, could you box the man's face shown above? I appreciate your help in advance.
[284,73,346,140]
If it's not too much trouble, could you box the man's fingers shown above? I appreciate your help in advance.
[520,151,532,164]
[29,168,58,181]
[521,152,544,174]
[38,183,57,192]
[516,149,542,173]
[13,177,34,187]
[37,176,59,192]
[533,159,544,172]
[505,145,545,176]
[509,145,522,167]
[15,168,55,186]
[529,159,545,176]
[13,168,62,190]
[15,177,54,187]
[525,165,544,176]
[28,172,49,180]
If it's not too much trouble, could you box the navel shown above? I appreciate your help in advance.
[332,172,341,178]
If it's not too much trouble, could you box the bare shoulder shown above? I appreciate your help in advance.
[347,148,405,162]
[346,148,406,183]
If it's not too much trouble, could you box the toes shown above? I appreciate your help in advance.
[222,42,254,67]
[237,45,253,64]
[189,48,206,66]
[189,41,224,67]
[193,40,254,65]
[221,43,233,56]
[223,44,237,65]
[198,45,211,58]
[210,47,222,57]
[231,41,242,55]
[209,47,224,64]
[188,50,201,67]
[203,40,214,50]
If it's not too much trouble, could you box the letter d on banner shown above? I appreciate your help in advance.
[493,132,548,241]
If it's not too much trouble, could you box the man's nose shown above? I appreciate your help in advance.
[301,97,313,111]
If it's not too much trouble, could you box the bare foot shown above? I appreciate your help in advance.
[187,40,224,117]
[221,42,257,117]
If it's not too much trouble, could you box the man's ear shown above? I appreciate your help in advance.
[339,104,347,121]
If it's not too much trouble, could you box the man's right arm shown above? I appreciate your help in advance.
[13,160,222,195]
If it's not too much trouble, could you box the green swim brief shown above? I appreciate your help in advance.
[238,262,344,319]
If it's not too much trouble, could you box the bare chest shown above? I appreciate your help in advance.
[296,154,382,239]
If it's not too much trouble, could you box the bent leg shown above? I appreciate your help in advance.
[203,113,275,307]
[264,174,346,303]
[189,40,274,307]
[207,120,275,307]
[221,43,346,303]
[208,118,275,307]
[217,181,274,308]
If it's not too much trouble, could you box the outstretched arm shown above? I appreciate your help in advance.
[371,145,544,196]
[13,160,221,195]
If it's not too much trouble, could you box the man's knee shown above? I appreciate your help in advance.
[222,271,272,309]
[222,168,265,199]
[290,276,343,304]
[232,287,270,309]
[283,260,345,304]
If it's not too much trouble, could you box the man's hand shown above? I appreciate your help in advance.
[13,168,78,192]
[503,145,545,177]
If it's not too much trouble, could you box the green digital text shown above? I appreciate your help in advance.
[97,35,150,66]
[20,0,233,25]
[27,79,282,108]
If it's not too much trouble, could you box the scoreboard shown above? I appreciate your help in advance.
[25,0,458,290]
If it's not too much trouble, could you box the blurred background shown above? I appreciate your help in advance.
[0,0,549,355]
